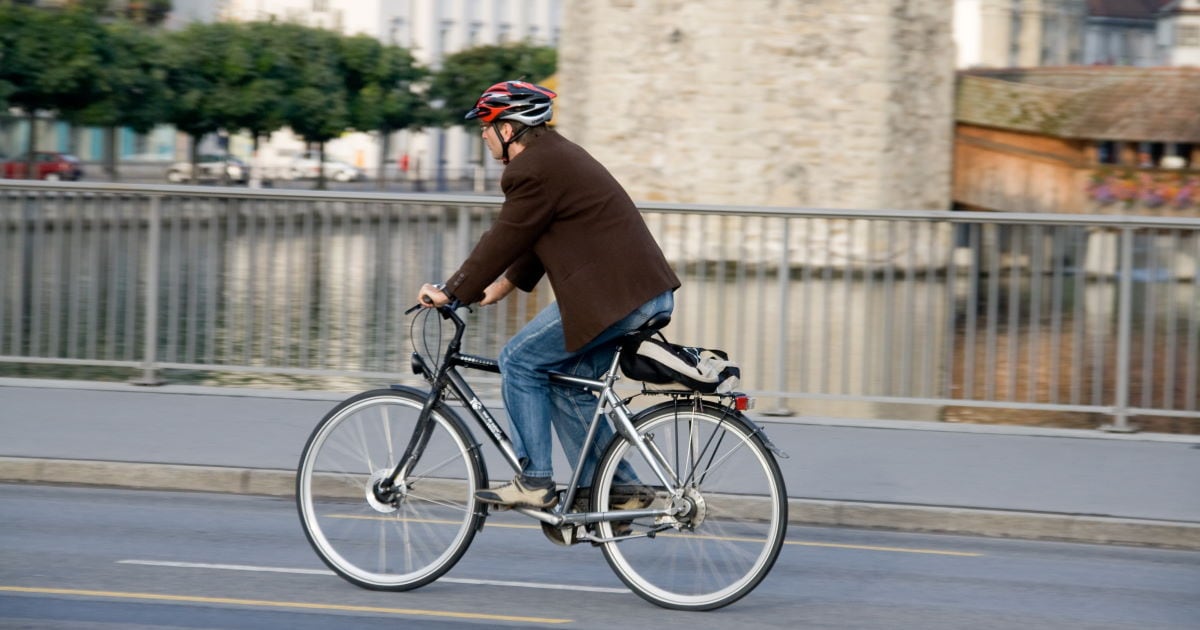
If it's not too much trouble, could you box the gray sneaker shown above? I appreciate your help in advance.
[475,476,558,509]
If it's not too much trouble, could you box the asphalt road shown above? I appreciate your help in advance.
[1,484,1197,629]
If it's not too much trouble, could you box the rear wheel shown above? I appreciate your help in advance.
[592,399,787,610]
[296,387,485,591]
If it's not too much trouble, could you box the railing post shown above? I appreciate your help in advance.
[131,195,165,386]
[1103,226,1137,432]
[763,217,794,416]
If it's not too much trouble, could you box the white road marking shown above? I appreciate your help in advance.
[118,559,629,594]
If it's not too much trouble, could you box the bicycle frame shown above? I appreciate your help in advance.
[388,305,685,538]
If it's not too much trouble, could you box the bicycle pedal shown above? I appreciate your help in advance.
[540,522,580,546]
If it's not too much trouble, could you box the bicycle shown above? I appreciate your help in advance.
[296,302,789,611]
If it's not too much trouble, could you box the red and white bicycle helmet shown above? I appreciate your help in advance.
[464,80,557,126]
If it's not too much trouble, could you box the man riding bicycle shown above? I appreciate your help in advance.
[418,80,680,509]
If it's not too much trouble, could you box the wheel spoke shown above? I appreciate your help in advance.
[594,404,786,611]
[296,390,482,591]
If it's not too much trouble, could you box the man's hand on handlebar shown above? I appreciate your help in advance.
[418,283,452,308]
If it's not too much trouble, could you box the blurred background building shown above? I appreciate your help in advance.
[3,0,1199,207]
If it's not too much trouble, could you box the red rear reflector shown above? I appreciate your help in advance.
[734,395,753,411]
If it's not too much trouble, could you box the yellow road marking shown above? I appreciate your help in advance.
[327,514,981,557]
[0,586,573,625]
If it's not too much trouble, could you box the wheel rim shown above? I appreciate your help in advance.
[595,409,785,609]
[298,394,479,588]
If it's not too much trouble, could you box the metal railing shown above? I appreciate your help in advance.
[2,181,1198,431]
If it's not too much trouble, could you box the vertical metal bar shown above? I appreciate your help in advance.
[299,200,315,368]
[1106,227,1136,431]
[1028,224,1044,403]
[13,193,33,357]
[819,218,833,394]
[1048,226,1066,403]
[223,198,239,364]
[1071,228,1087,404]
[920,221,938,397]
[734,213,749,387]
[85,198,101,360]
[1092,230,1110,407]
[103,198,120,360]
[204,198,219,365]
[765,217,792,414]
[28,196,45,356]
[941,219,960,400]
[899,221,916,396]
[1186,231,1200,411]
[1005,227,1022,401]
[65,196,84,359]
[840,218,856,394]
[46,197,66,358]
[1139,234,1159,409]
[862,219,877,394]
[133,195,163,385]
[755,215,768,394]
[264,200,280,367]
[337,202,353,368]
[165,200,182,362]
[0,194,9,356]
[716,214,728,351]
[881,221,897,395]
[695,213,709,346]
[963,223,980,399]
[984,224,1001,399]
[185,201,202,364]
[1161,230,1179,409]
[798,218,813,392]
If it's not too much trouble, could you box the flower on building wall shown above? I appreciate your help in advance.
[1088,169,1200,210]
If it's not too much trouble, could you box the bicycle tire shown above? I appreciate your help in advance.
[296,387,486,591]
[591,399,787,610]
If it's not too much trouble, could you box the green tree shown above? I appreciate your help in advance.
[339,34,430,189]
[222,22,293,184]
[162,22,250,182]
[279,24,348,190]
[72,19,168,180]
[0,5,104,178]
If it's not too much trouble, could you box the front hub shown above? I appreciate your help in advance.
[366,469,403,514]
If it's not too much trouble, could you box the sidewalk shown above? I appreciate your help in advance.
[2,377,1198,549]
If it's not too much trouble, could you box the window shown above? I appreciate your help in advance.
[312,0,329,12]
[1096,141,1118,165]
[1178,24,1200,47]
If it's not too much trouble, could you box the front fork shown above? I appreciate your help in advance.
[371,390,441,507]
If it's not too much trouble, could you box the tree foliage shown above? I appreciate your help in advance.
[0,7,555,183]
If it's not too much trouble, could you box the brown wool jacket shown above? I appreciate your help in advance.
[443,131,680,352]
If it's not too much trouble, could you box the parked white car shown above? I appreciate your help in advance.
[166,154,248,184]
[288,154,364,182]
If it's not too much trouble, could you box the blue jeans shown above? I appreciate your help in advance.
[498,290,674,484]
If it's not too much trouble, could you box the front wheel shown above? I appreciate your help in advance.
[591,399,787,610]
[296,387,486,591]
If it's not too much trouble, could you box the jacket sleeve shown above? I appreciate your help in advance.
[443,167,554,303]
[505,251,545,291]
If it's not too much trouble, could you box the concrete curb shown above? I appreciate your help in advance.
[3,456,1197,550]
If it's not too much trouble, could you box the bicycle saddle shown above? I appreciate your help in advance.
[624,312,671,343]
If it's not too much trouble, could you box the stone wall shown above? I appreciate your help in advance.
[556,0,954,211]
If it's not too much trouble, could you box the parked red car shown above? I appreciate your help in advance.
[1,151,84,180]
